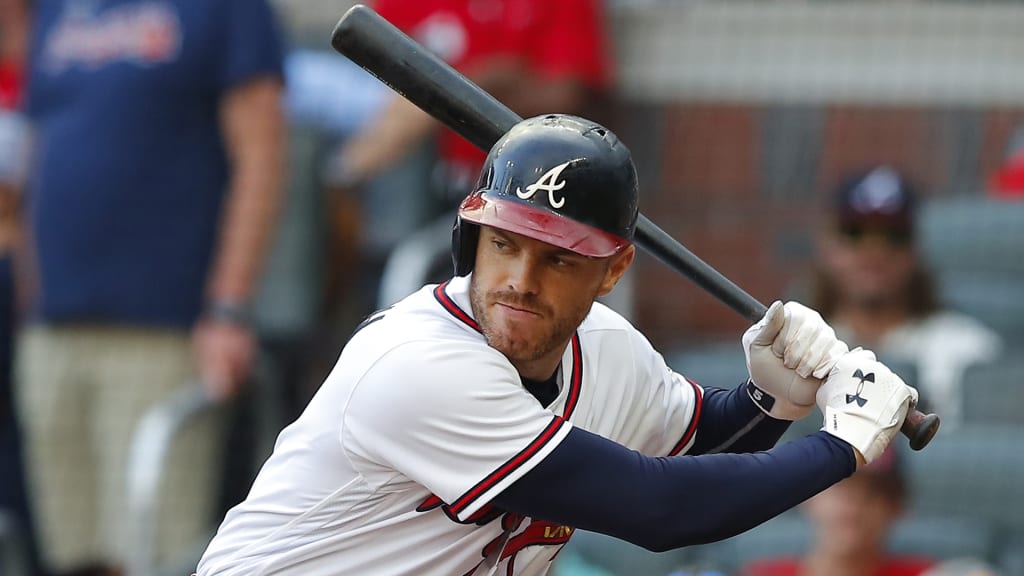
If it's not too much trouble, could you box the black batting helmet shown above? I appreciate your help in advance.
[452,114,639,276]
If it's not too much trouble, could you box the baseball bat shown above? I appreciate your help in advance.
[330,4,939,451]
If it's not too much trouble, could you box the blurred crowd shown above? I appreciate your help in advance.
[1,1,1023,576]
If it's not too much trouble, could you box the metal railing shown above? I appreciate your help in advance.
[124,384,220,576]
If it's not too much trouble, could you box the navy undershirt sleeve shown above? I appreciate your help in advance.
[690,382,792,455]
[492,428,855,552]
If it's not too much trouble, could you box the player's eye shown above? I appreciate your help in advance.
[490,239,509,251]
[550,255,574,268]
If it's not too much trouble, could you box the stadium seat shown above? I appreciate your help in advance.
[695,512,810,573]
[875,356,919,390]
[917,198,1024,277]
[889,514,995,561]
[903,424,1024,533]
[960,355,1024,426]
[695,510,995,574]
[664,341,749,390]
[917,198,1024,341]
[996,530,1024,575]
[557,529,695,576]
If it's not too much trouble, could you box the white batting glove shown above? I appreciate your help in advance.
[817,348,919,464]
[742,301,849,420]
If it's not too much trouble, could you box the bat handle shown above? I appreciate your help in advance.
[901,408,940,451]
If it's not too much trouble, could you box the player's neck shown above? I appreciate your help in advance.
[520,368,561,407]
[511,352,564,383]
[506,333,573,382]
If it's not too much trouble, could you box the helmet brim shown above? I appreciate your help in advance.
[458,192,631,258]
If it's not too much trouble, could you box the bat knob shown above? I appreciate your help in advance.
[901,409,940,451]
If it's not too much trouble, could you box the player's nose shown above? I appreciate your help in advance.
[505,252,542,295]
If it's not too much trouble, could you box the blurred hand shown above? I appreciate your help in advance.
[193,318,255,401]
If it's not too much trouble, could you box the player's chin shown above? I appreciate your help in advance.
[491,323,538,349]
[486,323,545,358]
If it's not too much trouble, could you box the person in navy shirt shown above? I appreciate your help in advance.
[18,1,285,574]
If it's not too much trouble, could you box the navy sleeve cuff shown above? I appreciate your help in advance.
[690,382,791,455]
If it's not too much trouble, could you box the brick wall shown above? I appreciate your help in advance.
[616,103,1024,351]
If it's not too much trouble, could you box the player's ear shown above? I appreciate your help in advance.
[597,244,635,296]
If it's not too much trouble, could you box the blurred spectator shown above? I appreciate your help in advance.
[17,1,285,575]
[988,125,1024,198]
[330,0,614,201]
[808,166,1002,426]
[0,0,27,109]
[1,1,42,573]
[741,447,934,576]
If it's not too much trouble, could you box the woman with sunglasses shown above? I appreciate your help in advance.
[809,165,1002,429]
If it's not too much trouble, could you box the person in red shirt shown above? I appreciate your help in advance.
[0,0,27,108]
[988,125,1024,198]
[741,446,934,576]
[0,60,21,109]
[332,0,613,199]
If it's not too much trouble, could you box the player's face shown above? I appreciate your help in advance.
[470,226,634,379]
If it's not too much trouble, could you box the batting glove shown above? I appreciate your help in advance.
[817,348,919,464]
[742,301,849,420]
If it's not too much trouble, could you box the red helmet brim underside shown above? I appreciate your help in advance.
[458,192,630,258]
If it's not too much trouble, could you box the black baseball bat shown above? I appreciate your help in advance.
[330,4,939,451]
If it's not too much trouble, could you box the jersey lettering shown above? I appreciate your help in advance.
[45,2,182,73]
[418,495,573,573]
[516,161,570,209]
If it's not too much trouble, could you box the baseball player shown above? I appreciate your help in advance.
[197,115,918,576]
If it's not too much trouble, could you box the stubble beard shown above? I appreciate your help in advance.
[469,279,592,365]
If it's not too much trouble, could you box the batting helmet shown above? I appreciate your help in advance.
[452,114,639,276]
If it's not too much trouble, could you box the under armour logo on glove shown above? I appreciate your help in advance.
[845,368,874,407]
[516,161,570,208]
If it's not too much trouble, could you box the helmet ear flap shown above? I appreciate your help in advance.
[451,217,480,277]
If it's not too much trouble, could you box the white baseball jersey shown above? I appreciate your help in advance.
[198,275,703,576]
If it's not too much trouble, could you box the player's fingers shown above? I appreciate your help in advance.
[810,340,850,380]
[752,300,785,347]
[793,333,838,379]
[777,303,838,378]
[778,313,816,375]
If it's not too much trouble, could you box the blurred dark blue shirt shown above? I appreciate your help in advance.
[25,0,284,328]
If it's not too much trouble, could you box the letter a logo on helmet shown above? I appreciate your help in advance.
[516,161,571,208]
[451,114,640,276]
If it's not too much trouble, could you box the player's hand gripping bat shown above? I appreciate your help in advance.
[330,4,940,451]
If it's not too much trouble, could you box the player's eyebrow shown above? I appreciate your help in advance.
[490,228,591,262]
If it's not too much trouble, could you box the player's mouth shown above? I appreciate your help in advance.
[496,301,542,319]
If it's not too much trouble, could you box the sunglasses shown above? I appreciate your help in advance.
[838,224,913,247]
